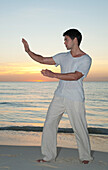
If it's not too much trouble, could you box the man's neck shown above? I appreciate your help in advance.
[70,47,86,58]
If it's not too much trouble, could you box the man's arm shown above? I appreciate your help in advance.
[22,38,55,65]
[41,69,84,81]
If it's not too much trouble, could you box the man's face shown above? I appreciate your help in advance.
[64,35,74,50]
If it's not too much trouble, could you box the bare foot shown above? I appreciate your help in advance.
[82,160,89,164]
[37,159,47,163]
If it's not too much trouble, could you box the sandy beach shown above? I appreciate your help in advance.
[0,145,108,170]
[0,131,108,169]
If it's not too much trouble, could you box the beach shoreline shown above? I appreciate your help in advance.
[0,130,108,152]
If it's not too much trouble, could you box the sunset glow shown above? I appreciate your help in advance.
[0,61,107,82]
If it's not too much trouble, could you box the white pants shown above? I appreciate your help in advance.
[41,95,93,161]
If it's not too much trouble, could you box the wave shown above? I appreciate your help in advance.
[0,102,34,107]
[0,102,12,105]
[0,126,108,135]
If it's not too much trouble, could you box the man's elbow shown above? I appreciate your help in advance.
[41,57,55,65]
[39,57,46,64]
[74,71,84,80]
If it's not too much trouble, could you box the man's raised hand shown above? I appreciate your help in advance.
[22,38,30,53]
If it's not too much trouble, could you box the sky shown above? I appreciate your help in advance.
[0,0,108,82]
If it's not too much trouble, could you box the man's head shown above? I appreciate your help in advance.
[63,29,82,47]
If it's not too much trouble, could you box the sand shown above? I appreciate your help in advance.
[0,131,108,169]
[0,145,108,170]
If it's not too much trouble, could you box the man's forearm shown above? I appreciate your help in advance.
[54,71,84,81]
[27,50,44,64]
[54,72,79,81]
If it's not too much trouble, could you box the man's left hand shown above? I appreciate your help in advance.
[41,69,55,78]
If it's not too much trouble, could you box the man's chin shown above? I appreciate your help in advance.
[66,47,70,50]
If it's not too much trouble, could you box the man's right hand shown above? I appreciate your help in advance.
[22,38,30,53]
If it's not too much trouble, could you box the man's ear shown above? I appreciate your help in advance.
[74,37,77,41]
[74,37,78,45]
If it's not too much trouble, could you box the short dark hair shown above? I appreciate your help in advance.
[63,29,82,46]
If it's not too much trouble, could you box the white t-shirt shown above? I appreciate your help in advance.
[52,51,92,102]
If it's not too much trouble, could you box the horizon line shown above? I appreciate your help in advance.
[0,80,108,83]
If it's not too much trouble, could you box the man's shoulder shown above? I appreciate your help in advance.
[78,54,92,66]
[54,51,69,57]
[81,54,92,61]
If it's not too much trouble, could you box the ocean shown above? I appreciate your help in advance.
[0,81,108,135]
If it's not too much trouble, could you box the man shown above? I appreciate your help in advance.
[22,28,93,164]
